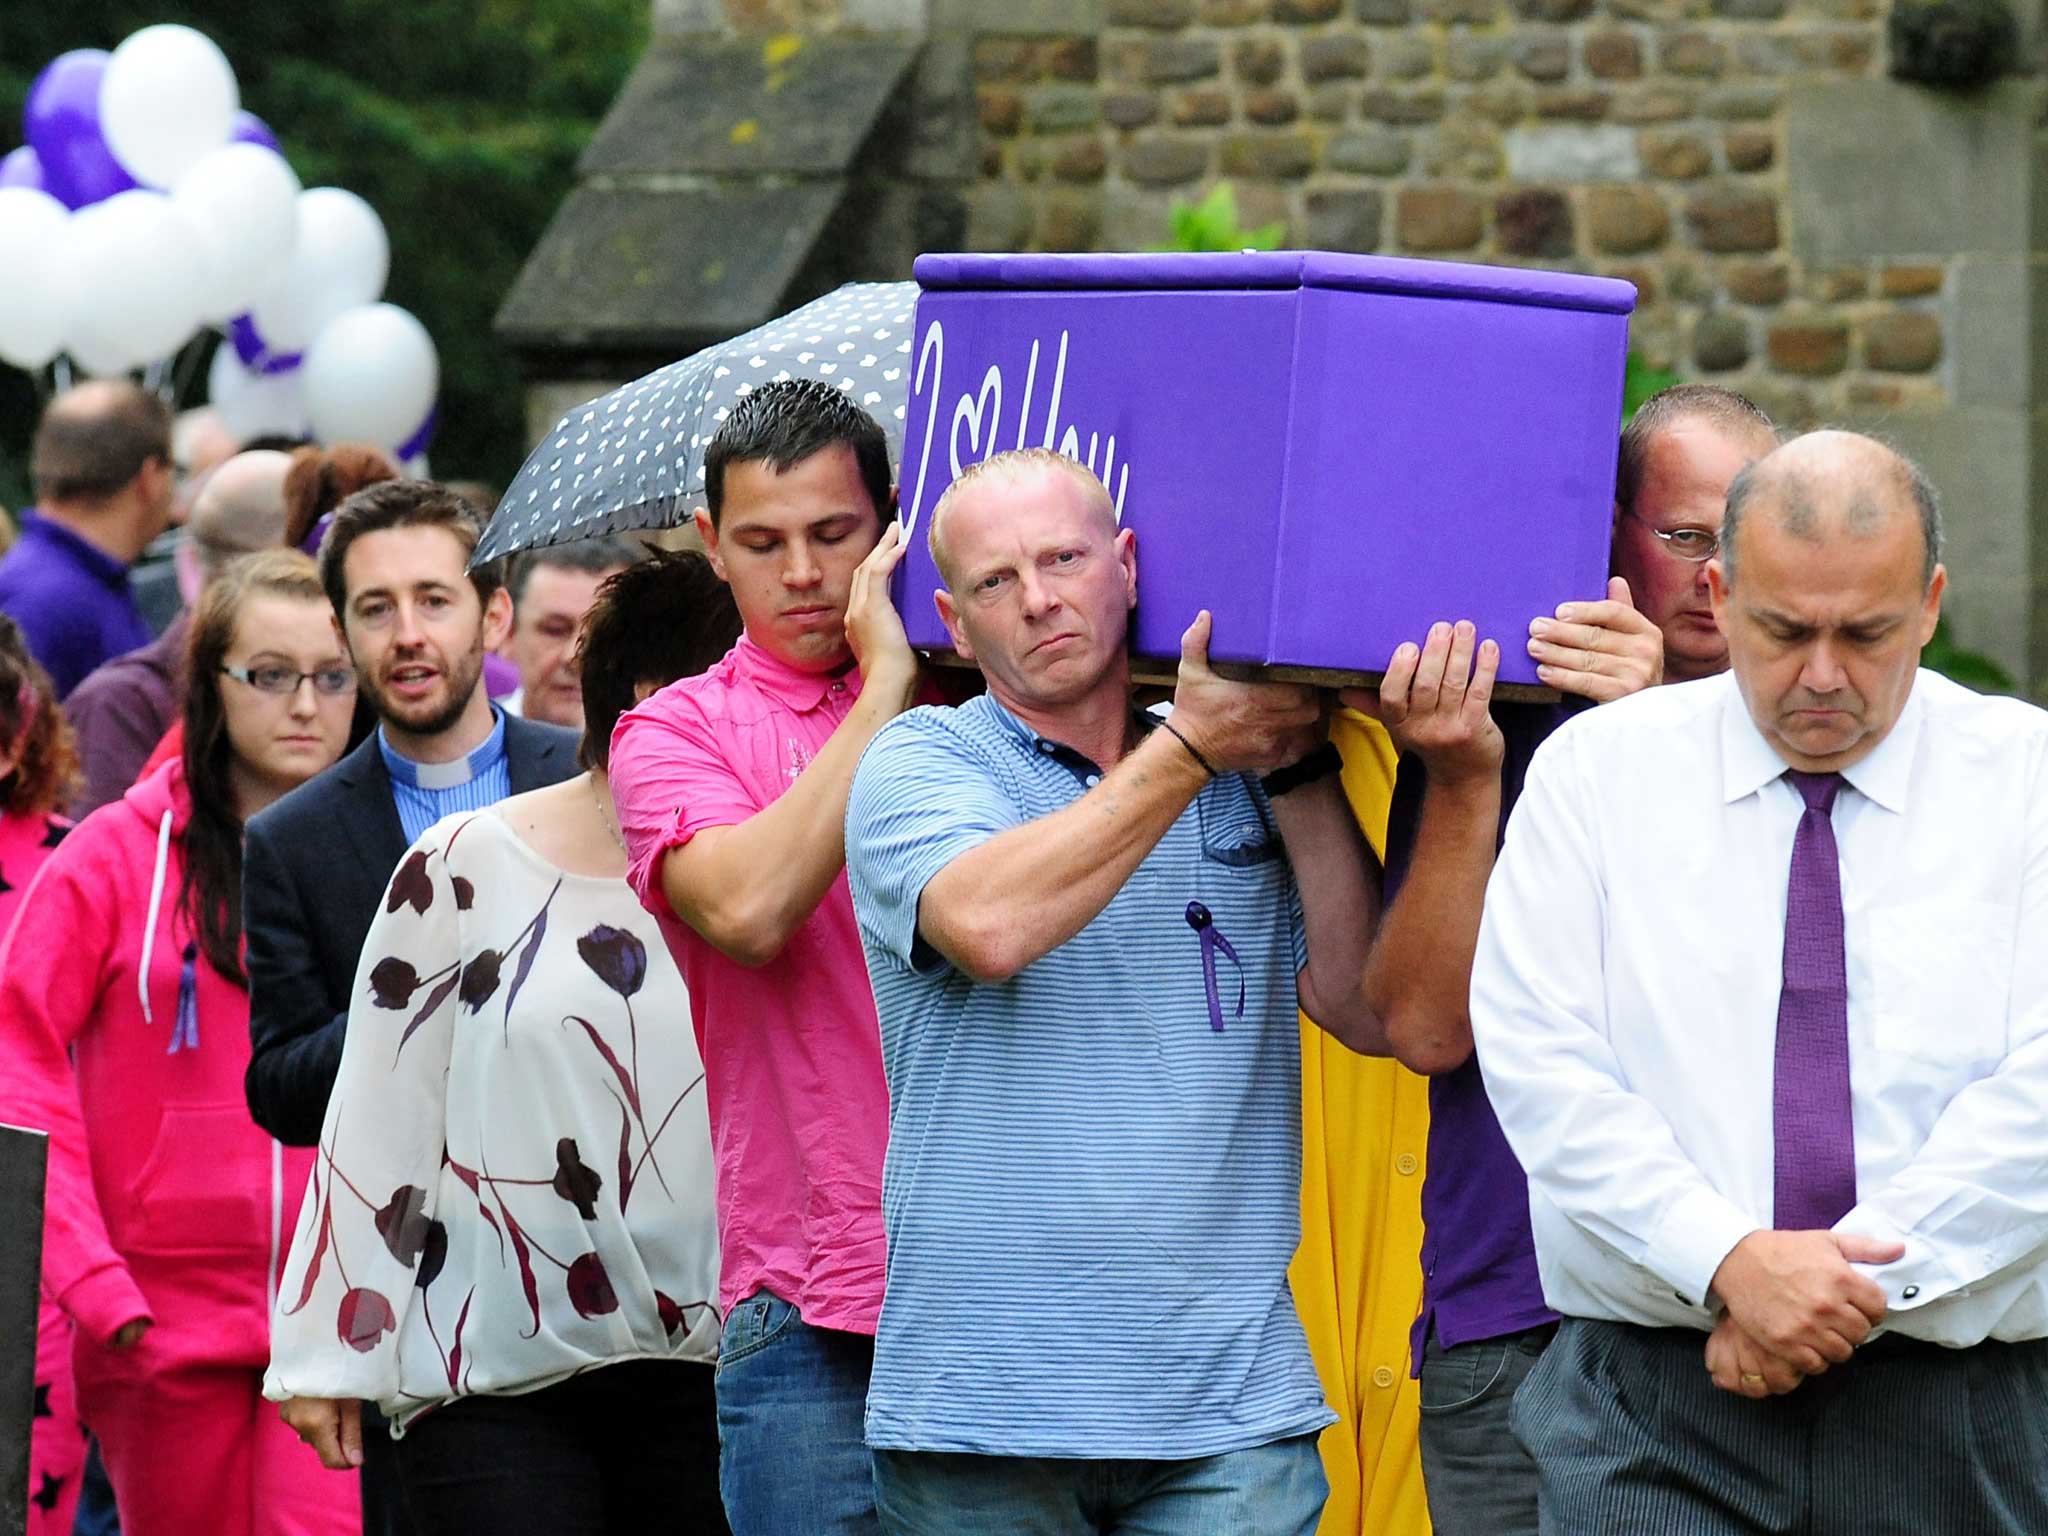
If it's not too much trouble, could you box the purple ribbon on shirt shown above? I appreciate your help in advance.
[166,942,199,1054]
[1185,901,1244,1034]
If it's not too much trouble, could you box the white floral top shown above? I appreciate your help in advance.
[265,810,720,1432]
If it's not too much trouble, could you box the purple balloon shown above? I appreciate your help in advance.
[230,112,282,156]
[23,50,136,209]
[0,147,47,192]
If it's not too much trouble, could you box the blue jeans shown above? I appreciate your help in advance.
[872,1434,1328,1536]
[716,1289,879,1536]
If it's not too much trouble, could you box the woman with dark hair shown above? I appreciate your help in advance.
[270,550,742,1535]
[0,550,360,1536]
[284,441,399,554]
[0,615,87,1536]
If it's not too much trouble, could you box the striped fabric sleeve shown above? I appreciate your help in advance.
[846,711,1021,972]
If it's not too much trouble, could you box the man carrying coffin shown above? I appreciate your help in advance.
[1472,431,2048,1530]
[1355,383,1775,1535]
[845,448,1384,1534]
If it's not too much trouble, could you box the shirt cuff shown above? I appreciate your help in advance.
[1833,1204,1963,1314]
[62,1262,153,1346]
[1645,1185,1759,1311]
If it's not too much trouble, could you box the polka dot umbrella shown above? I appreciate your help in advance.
[473,280,918,565]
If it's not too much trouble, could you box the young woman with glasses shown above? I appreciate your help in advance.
[0,549,360,1536]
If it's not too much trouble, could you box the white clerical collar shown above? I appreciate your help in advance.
[379,708,508,791]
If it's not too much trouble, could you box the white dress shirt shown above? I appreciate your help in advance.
[1470,668,2048,1347]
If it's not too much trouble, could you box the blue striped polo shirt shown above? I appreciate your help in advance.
[845,694,1332,1459]
[379,707,511,844]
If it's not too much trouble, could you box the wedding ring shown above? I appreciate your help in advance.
[1740,1372,1767,1386]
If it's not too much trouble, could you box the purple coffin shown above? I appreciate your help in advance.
[891,250,1636,687]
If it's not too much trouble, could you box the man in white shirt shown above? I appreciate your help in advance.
[1471,429,2048,1532]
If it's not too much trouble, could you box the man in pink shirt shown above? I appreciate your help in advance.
[609,379,920,1535]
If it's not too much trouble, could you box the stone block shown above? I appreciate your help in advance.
[1445,34,1507,80]
[1029,84,1102,131]
[1273,0,1343,18]
[1880,265,1943,298]
[1302,34,1374,79]
[1736,28,1870,73]
[1104,187,1179,248]
[1506,124,1642,180]
[1396,186,1487,249]
[1584,31,1645,77]
[1172,88,1234,124]
[1354,0,1413,20]
[1326,125,1412,174]
[966,182,1035,249]
[1641,131,1712,179]
[1693,310,1752,370]
[1108,0,1197,23]
[1514,33,1573,78]
[934,0,1102,28]
[975,39,1038,81]
[1121,135,1211,184]
[1234,38,1286,83]
[1307,84,1353,121]
[1805,267,1867,302]
[1712,0,1785,16]
[1422,117,1507,177]
[1104,91,1161,127]
[1863,310,1942,372]
[1767,320,1850,374]
[1659,31,1727,74]
[1587,184,1671,252]
[1725,128,1774,172]
[1040,190,1103,250]
[1495,188,1576,256]
[1203,0,1272,17]
[1046,37,1099,79]
[1725,260,1789,304]
[1142,37,1224,82]
[1514,0,1596,18]
[1665,258,1717,302]
[1050,138,1105,187]
[1378,36,1438,77]
[1422,0,1505,17]
[1362,88,1448,122]
[1705,85,1781,119]
[1786,80,2035,263]
[1604,262,1659,302]
[981,89,1024,134]
[1467,81,1535,124]
[1687,187,1779,252]
[1246,88,1303,124]
[1305,186,1386,249]
[1220,130,1319,178]
[1610,86,1695,123]
[1537,90,1614,120]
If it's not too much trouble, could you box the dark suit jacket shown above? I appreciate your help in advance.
[242,714,580,1144]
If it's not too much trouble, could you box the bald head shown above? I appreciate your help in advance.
[1721,430,1943,591]
[31,380,173,507]
[190,451,294,581]
[929,449,1117,589]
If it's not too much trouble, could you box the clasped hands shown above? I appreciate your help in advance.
[1704,1229,1906,1398]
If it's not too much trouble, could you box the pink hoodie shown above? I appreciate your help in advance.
[0,758,317,1356]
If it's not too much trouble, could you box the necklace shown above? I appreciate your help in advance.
[590,776,627,855]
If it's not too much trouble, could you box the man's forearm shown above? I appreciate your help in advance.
[661,673,913,967]
[245,1008,348,1145]
[1364,771,1501,1074]
[1271,777,1387,1054]
[918,728,1209,983]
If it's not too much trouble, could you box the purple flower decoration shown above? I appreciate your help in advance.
[458,950,503,1012]
[577,925,647,1000]
[368,957,422,1010]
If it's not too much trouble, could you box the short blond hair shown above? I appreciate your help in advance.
[928,449,1115,587]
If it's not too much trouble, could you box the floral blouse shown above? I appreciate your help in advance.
[265,810,720,1432]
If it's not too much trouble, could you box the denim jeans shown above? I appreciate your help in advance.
[1416,1325,1556,1536]
[871,1433,1328,1536]
[716,1289,879,1536]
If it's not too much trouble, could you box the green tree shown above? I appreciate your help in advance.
[0,0,646,503]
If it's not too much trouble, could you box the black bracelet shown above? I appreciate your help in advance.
[1260,741,1344,799]
[1158,718,1218,779]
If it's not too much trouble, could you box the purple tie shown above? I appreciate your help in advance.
[1773,770,1857,1231]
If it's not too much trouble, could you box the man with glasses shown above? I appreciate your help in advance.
[1351,384,1777,1536]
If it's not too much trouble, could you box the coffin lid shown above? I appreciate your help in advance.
[912,251,1636,315]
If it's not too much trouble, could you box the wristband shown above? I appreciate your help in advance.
[1260,741,1343,799]
[1158,718,1218,779]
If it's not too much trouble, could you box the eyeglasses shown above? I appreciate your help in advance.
[1624,511,1719,563]
[220,663,357,697]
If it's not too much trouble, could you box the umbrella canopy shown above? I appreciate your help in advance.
[474,280,917,565]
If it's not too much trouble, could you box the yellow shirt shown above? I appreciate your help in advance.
[1291,713,1432,1535]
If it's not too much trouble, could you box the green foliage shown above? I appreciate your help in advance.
[1622,352,1680,425]
[1921,614,2015,692]
[1158,184,1285,254]
[0,0,647,498]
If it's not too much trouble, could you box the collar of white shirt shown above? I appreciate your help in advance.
[1717,672,1922,815]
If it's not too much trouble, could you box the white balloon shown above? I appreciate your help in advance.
[302,303,437,452]
[0,188,71,370]
[247,188,389,354]
[101,25,239,190]
[56,190,208,371]
[208,343,311,443]
[171,144,300,325]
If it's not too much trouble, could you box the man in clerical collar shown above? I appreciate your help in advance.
[242,479,578,1536]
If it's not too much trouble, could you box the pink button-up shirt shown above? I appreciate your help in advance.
[609,635,891,1334]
